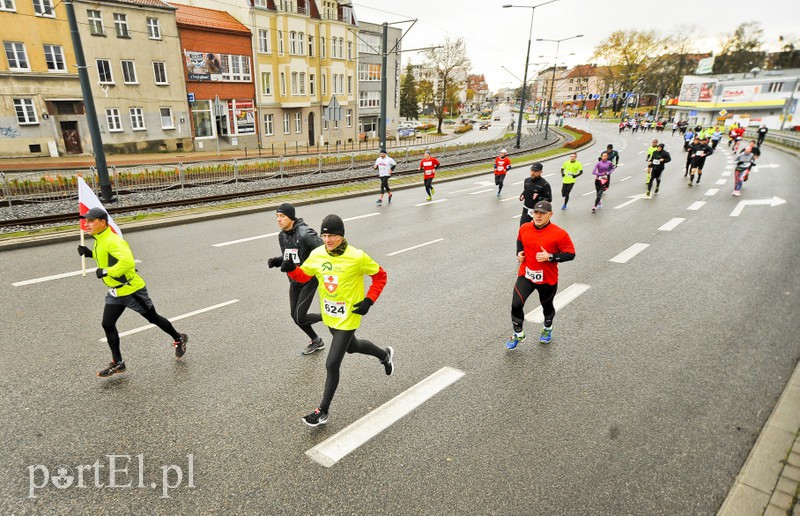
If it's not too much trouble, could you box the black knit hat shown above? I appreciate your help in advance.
[276,203,296,220]
[320,214,345,236]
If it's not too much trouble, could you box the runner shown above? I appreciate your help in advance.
[418,150,440,201]
[645,143,671,197]
[506,200,576,349]
[597,144,619,191]
[757,125,768,147]
[559,152,583,210]
[282,214,394,427]
[645,138,659,185]
[77,207,188,377]
[684,135,699,177]
[710,127,723,150]
[267,203,325,355]
[732,126,746,152]
[591,152,615,213]
[493,149,512,197]
[687,136,713,186]
[374,149,396,205]
[732,144,757,197]
[519,162,552,224]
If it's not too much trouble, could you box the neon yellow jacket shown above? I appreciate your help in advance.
[91,227,145,296]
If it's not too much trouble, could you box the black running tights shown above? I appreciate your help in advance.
[289,279,322,340]
[380,176,391,195]
[101,304,179,363]
[320,328,386,413]
[424,177,433,196]
[511,276,558,333]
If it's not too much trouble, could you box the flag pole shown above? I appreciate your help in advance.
[80,228,86,277]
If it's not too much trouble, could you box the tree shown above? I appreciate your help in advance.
[399,64,419,120]
[416,79,434,115]
[768,35,800,69]
[422,37,471,133]
[713,22,766,74]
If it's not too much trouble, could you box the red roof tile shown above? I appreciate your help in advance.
[99,0,175,10]
[171,2,251,35]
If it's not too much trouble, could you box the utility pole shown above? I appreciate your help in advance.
[379,22,388,151]
[65,0,114,202]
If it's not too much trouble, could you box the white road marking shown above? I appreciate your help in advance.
[99,299,240,342]
[13,260,143,287]
[386,238,444,256]
[510,213,521,219]
[449,184,493,194]
[722,171,731,177]
[469,189,495,195]
[213,232,279,247]
[414,199,448,206]
[659,218,685,231]
[525,283,590,324]
[637,150,645,155]
[544,173,555,178]
[305,366,466,468]
[619,175,632,182]
[344,213,382,222]
[609,243,650,264]
[687,201,706,210]
[730,197,787,217]
[581,190,595,197]
[614,194,647,209]
[512,180,525,185]
[715,179,727,185]
[500,195,519,202]
[704,188,719,196]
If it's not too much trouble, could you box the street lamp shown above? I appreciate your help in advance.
[502,0,559,149]
[536,34,582,139]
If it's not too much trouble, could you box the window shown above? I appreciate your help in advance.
[129,107,145,130]
[289,32,296,55]
[359,91,380,108]
[222,55,250,82]
[358,63,381,81]
[333,118,338,129]
[113,13,129,38]
[323,118,328,130]
[339,74,344,94]
[295,112,302,133]
[147,18,161,39]
[121,60,137,84]
[298,33,304,55]
[258,29,270,53]
[308,36,314,57]
[332,74,338,94]
[358,33,381,54]
[299,72,305,95]
[347,75,352,94]
[4,42,29,71]
[320,37,325,58]
[347,41,352,60]
[43,44,66,71]
[337,38,343,59]
[278,31,283,55]
[0,0,16,12]
[283,113,290,134]
[33,0,53,17]
[280,72,286,95]
[87,10,104,36]
[291,71,298,95]
[160,107,174,129]
[106,108,122,131]
[309,73,315,95]
[261,71,272,95]
[13,98,37,124]
[263,113,274,135]
[321,73,326,95]
[253,0,266,6]
[153,62,168,85]
[346,109,352,127]
[96,59,113,84]
[768,82,784,93]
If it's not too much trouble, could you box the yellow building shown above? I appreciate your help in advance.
[0,0,82,156]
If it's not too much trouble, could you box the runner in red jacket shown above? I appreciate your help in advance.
[419,150,441,201]
[493,149,512,197]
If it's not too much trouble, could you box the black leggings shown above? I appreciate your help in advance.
[594,178,606,207]
[424,177,434,196]
[380,176,391,195]
[511,276,558,332]
[561,183,575,204]
[102,304,179,363]
[495,174,506,193]
[289,279,322,340]
[647,168,664,192]
[320,328,387,413]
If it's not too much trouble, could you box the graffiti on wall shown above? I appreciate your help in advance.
[0,127,21,138]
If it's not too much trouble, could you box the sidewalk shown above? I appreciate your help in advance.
[718,360,800,515]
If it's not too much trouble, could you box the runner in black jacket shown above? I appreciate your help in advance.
[268,203,326,354]
[519,162,552,225]
[646,144,671,197]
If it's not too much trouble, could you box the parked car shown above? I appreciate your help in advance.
[398,122,415,130]
[479,122,490,130]
[493,116,501,121]
[398,128,416,138]
[443,119,456,125]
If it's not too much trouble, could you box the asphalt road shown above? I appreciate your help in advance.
[1,120,798,514]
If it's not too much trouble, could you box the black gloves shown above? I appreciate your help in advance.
[268,256,283,268]
[77,245,92,258]
[95,268,108,279]
[352,298,374,316]
[280,260,296,273]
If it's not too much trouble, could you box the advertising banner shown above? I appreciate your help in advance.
[695,56,715,75]
[720,85,761,103]
[185,51,223,81]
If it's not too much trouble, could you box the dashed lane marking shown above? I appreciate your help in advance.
[687,201,706,210]
[469,189,496,195]
[705,188,719,196]
[581,190,595,197]
[716,179,727,185]
[659,218,685,231]
[619,176,632,182]
[414,199,448,206]
[500,195,519,202]
[609,243,649,264]
[386,238,444,256]
[344,213,383,222]
[305,366,466,468]
[13,260,143,287]
[213,232,280,247]
[100,299,240,342]
[525,283,590,323]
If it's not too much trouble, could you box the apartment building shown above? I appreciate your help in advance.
[356,21,400,138]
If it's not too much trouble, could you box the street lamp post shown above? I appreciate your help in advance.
[502,1,558,149]
[537,34,582,140]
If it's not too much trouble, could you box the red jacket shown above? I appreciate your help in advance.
[517,222,575,285]
[419,157,440,179]
[494,156,511,176]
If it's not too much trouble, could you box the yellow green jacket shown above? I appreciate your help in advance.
[91,228,145,296]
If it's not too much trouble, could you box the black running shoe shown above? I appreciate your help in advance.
[97,360,126,377]
[382,346,394,376]
[302,408,328,427]
[302,337,325,355]
[173,333,188,358]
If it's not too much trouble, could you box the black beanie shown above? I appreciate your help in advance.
[276,203,296,220]
[320,214,345,236]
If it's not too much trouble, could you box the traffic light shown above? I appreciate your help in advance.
[605,93,610,99]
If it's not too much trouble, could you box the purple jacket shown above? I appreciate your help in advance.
[592,160,615,177]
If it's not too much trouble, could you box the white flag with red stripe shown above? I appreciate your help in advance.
[78,176,122,236]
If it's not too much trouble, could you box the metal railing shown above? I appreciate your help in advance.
[744,129,800,150]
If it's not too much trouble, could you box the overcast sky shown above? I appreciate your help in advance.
[352,0,795,92]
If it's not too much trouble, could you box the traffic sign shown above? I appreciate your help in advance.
[324,96,342,121]
[689,110,698,116]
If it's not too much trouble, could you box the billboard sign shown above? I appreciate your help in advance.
[695,56,715,75]
[720,85,762,103]
[185,51,223,81]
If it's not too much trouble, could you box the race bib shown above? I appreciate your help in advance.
[323,299,347,318]
[284,248,299,264]
[107,287,118,298]
[652,159,661,165]
[525,267,544,283]
[696,151,705,157]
